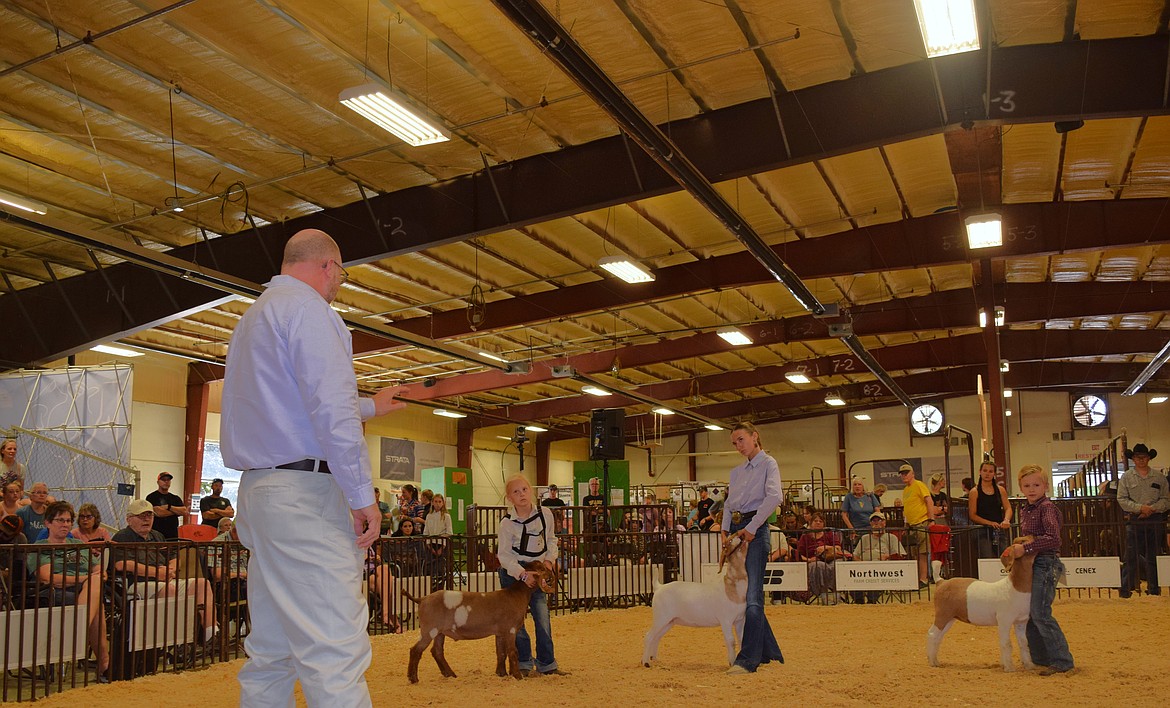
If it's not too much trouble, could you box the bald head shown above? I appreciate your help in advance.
[281,229,345,302]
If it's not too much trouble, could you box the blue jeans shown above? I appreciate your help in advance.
[1026,554,1074,671]
[497,568,558,673]
[1121,517,1163,595]
[730,519,784,671]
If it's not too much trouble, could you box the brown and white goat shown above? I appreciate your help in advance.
[405,561,556,683]
[642,534,749,667]
[926,536,1035,672]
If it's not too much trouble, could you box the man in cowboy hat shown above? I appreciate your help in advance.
[1118,443,1168,597]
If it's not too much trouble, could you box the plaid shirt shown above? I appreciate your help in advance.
[1019,496,1062,555]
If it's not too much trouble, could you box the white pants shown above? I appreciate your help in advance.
[236,468,371,708]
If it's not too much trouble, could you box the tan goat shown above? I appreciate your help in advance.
[926,536,1035,672]
[642,534,749,667]
[405,561,557,683]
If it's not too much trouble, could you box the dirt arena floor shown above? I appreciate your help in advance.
[34,594,1169,707]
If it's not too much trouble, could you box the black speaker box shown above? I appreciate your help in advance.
[589,408,625,461]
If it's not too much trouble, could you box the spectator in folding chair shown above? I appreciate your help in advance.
[390,519,424,575]
[0,514,29,607]
[110,499,218,647]
[34,501,110,682]
[1,481,23,518]
[210,518,248,636]
[366,545,402,634]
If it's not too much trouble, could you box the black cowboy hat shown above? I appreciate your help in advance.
[1125,443,1158,460]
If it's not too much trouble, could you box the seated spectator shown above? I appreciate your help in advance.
[34,501,109,682]
[367,547,401,633]
[767,524,792,605]
[73,503,113,544]
[16,482,50,539]
[0,481,22,517]
[795,512,847,603]
[390,518,424,574]
[852,512,906,604]
[110,499,217,646]
[210,518,248,634]
[660,506,685,532]
[0,514,28,605]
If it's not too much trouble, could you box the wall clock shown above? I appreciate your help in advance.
[1071,394,1107,428]
[910,403,944,436]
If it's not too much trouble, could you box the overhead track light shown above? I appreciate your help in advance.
[652,407,674,416]
[1122,338,1170,396]
[704,424,724,431]
[965,212,1002,249]
[581,385,611,397]
[433,409,467,419]
[339,83,449,147]
[913,0,981,58]
[716,327,752,346]
[524,425,548,432]
[478,351,509,363]
[0,189,48,215]
[598,256,655,283]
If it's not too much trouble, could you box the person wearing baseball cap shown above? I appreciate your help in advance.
[541,483,566,508]
[146,471,187,540]
[851,510,905,603]
[899,463,939,589]
[200,477,234,529]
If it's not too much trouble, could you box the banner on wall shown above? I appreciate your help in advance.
[379,437,445,481]
[874,456,972,491]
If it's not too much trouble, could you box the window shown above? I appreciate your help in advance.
[200,441,240,512]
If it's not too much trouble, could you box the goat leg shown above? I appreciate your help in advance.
[996,621,1015,672]
[641,617,672,667]
[925,619,954,667]
[1014,621,1034,670]
[432,634,457,678]
[408,635,432,684]
[506,626,523,680]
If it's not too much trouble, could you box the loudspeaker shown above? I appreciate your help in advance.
[589,408,625,461]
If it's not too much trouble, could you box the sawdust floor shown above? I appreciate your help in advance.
[33,595,1169,707]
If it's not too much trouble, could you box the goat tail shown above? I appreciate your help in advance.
[401,588,422,605]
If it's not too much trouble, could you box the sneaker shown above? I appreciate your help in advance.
[725,665,751,675]
[540,669,571,676]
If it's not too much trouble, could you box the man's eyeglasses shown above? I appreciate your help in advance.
[330,260,349,282]
[131,512,154,521]
[49,517,73,525]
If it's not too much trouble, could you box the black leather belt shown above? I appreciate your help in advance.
[730,510,756,524]
[276,458,331,474]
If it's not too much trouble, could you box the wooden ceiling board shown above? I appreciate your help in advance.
[1001,122,1061,203]
[1060,118,1141,201]
[926,264,975,293]
[742,0,853,91]
[838,0,930,71]
[989,0,1067,47]
[882,135,958,218]
[1123,115,1170,199]
[1074,0,1166,39]
[750,162,849,239]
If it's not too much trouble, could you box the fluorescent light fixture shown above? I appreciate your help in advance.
[978,306,1006,328]
[0,189,48,215]
[598,255,655,283]
[825,393,846,407]
[339,83,449,147]
[854,414,872,421]
[717,327,753,346]
[1122,338,1170,396]
[479,351,509,363]
[581,385,611,396]
[432,409,467,419]
[652,407,674,415]
[913,0,980,58]
[704,423,724,431]
[90,344,144,358]
[1149,395,1168,404]
[1003,389,1013,398]
[965,212,1002,248]
[524,425,548,432]
[785,372,811,384]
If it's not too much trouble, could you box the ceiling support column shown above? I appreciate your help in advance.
[456,419,475,469]
[536,435,550,487]
[184,362,215,525]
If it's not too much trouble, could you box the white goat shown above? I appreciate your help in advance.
[642,535,749,667]
[926,536,1035,672]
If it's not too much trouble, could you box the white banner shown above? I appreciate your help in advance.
[978,556,1121,587]
[763,562,808,592]
[836,560,919,590]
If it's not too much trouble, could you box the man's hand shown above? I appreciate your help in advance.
[351,504,382,549]
[1139,504,1153,517]
[372,385,409,417]
[738,528,755,542]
